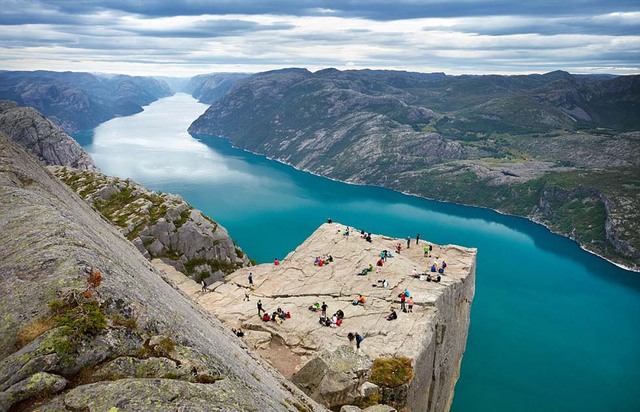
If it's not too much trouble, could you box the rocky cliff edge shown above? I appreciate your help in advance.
[160,223,476,412]
[0,133,324,411]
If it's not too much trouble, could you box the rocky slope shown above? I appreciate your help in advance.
[189,68,640,270]
[161,223,476,411]
[184,73,250,103]
[0,132,325,412]
[52,167,250,283]
[0,70,172,133]
[0,100,97,171]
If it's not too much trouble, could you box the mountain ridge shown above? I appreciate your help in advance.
[189,68,640,270]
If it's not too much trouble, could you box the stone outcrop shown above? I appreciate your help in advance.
[0,133,325,411]
[161,223,476,411]
[0,101,97,171]
[52,167,250,282]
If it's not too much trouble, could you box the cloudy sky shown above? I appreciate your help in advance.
[1,0,638,76]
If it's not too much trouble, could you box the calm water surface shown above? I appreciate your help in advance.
[80,94,640,412]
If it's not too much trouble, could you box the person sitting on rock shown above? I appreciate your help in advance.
[352,294,366,306]
[328,255,334,263]
[232,328,244,337]
[330,314,338,327]
[274,258,280,265]
[387,309,398,321]
[314,256,320,265]
[309,302,321,311]
[365,234,372,243]
[336,309,345,320]
[431,264,437,272]
[396,242,402,254]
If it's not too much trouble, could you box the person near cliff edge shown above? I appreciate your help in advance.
[407,236,411,249]
[248,272,253,286]
[355,332,363,349]
[416,233,420,244]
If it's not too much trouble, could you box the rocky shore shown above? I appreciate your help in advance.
[157,222,477,411]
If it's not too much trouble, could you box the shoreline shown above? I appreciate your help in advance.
[197,133,639,274]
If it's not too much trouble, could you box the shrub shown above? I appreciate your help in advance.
[369,357,414,388]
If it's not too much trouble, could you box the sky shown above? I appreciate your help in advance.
[1,0,639,77]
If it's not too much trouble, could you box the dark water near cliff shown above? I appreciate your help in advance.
[79,94,640,412]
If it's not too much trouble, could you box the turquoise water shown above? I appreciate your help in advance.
[80,94,640,411]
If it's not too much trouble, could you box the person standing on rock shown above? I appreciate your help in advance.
[355,332,363,350]
[257,300,265,316]
[407,296,414,313]
[407,236,411,249]
[416,233,420,244]
[248,272,253,286]
[400,292,407,312]
[321,302,328,318]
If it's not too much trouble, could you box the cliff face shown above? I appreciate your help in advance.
[184,73,250,103]
[189,68,640,270]
[0,101,97,171]
[0,71,172,133]
[52,167,250,282]
[0,133,324,411]
[162,222,477,411]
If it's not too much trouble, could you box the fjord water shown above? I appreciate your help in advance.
[80,94,640,411]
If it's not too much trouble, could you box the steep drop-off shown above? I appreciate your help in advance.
[189,68,640,270]
[53,167,250,282]
[165,223,476,412]
[0,133,325,411]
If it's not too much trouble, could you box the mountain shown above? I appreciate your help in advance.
[184,73,250,103]
[0,70,172,133]
[0,100,97,170]
[0,132,325,411]
[189,68,640,270]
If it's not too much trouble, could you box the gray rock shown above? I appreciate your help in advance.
[51,167,251,280]
[292,345,373,410]
[0,372,67,412]
[0,135,326,411]
[360,381,379,397]
[0,101,97,171]
[340,406,362,412]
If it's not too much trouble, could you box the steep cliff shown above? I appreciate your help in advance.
[0,71,172,133]
[162,223,476,411]
[185,73,250,103]
[0,101,97,171]
[189,68,640,270]
[52,167,250,282]
[0,133,325,411]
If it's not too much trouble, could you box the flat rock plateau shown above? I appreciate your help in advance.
[157,223,477,411]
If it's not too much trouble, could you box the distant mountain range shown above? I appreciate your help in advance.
[0,70,172,133]
[189,68,640,270]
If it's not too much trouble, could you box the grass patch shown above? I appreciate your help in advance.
[16,316,55,348]
[353,393,382,408]
[369,357,413,388]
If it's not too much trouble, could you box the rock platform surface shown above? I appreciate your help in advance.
[158,222,476,411]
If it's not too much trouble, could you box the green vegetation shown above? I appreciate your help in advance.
[369,357,414,388]
[46,291,107,360]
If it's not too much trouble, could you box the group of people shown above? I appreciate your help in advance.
[319,308,345,327]
[430,259,447,275]
[314,255,334,266]
[360,230,372,243]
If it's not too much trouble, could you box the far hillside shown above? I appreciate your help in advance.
[189,68,640,270]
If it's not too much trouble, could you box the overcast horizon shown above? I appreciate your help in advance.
[1,1,638,77]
